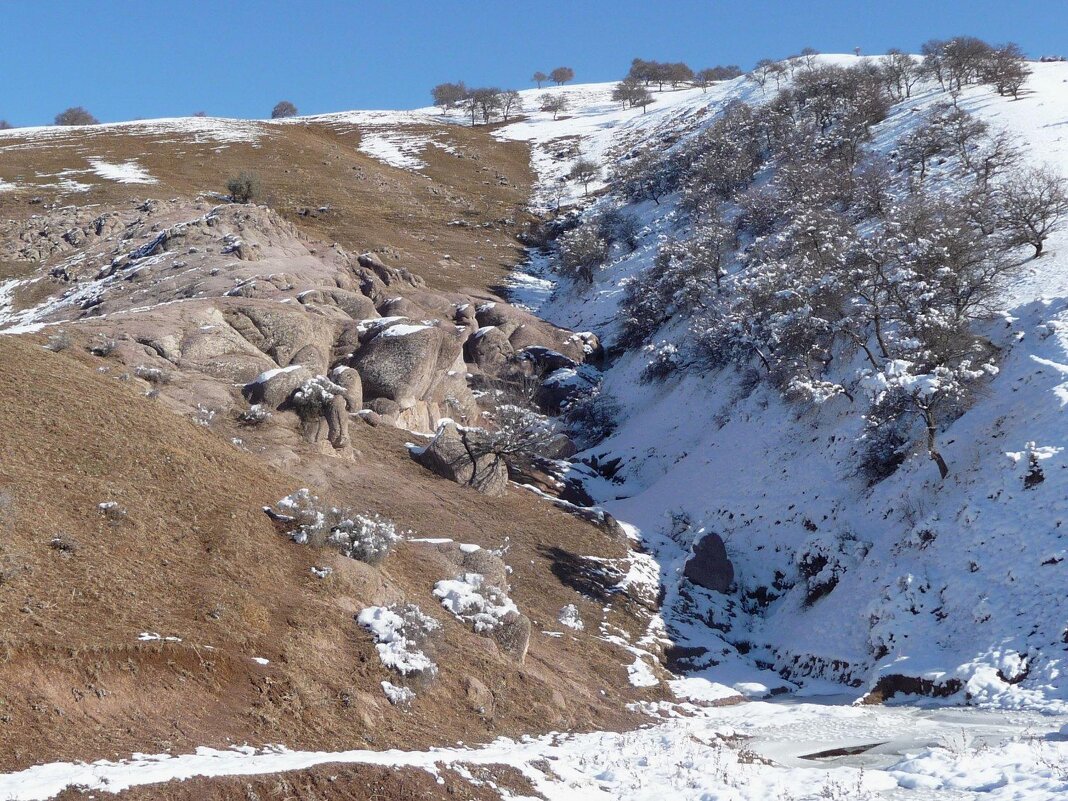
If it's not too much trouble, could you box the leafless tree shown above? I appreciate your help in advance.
[431,81,467,114]
[569,157,600,195]
[0,120,12,130]
[500,90,523,121]
[880,50,921,99]
[271,100,297,119]
[539,93,568,120]
[998,166,1068,256]
[54,107,98,126]
[532,71,548,88]
[549,66,575,85]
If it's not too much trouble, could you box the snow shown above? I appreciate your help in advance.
[87,158,156,184]
[378,322,433,337]
[433,572,518,633]
[496,58,1068,715]
[356,606,438,676]
[3,700,1065,801]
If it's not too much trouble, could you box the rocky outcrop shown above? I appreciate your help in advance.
[243,365,314,408]
[410,420,508,496]
[683,533,734,593]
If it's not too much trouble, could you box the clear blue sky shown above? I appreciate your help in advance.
[1,1,1064,126]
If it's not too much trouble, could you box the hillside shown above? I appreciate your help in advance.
[2,50,1068,801]
[496,58,1068,709]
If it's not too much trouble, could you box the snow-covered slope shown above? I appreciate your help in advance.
[493,58,1068,711]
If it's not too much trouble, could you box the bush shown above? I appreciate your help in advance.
[134,365,170,384]
[54,107,99,126]
[239,403,271,425]
[43,331,72,352]
[557,224,609,283]
[87,336,116,357]
[226,171,261,203]
[266,489,401,566]
[565,392,620,446]
[271,100,298,119]
[0,120,12,130]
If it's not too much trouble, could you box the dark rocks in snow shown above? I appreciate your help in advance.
[684,533,734,593]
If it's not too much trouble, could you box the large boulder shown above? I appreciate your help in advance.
[464,325,515,374]
[351,323,445,408]
[329,365,363,412]
[410,420,508,496]
[242,364,314,408]
[683,533,734,593]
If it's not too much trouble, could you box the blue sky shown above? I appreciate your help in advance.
[1,1,1063,126]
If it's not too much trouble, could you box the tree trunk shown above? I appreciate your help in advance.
[924,407,950,480]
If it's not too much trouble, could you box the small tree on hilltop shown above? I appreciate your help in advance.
[539,93,568,120]
[532,71,548,88]
[55,107,99,126]
[431,81,468,115]
[0,120,12,130]
[271,100,297,119]
[550,66,575,85]
[569,157,600,195]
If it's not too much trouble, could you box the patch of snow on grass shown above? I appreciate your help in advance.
[88,158,157,184]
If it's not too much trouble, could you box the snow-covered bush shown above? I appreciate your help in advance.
[557,224,609,283]
[357,603,440,689]
[238,403,271,426]
[476,402,559,459]
[564,391,620,446]
[134,365,170,384]
[266,489,401,566]
[290,375,344,421]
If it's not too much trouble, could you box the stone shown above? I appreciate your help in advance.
[683,533,734,593]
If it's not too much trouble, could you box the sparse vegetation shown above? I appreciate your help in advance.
[54,106,99,126]
[539,93,568,120]
[226,170,261,203]
[266,489,400,566]
[549,66,575,85]
[271,100,298,119]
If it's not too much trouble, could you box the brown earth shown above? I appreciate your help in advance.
[0,115,533,293]
[0,113,667,800]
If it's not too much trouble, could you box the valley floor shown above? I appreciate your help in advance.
[3,699,1066,800]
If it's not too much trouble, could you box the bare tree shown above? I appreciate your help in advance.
[748,59,779,94]
[539,93,568,120]
[0,120,12,130]
[569,157,600,195]
[271,100,298,119]
[799,47,820,69]
[983,43,1030,99]
[998,166,1068,256]
[54,107,99,126]
[549,66,575,85]
[612,77,653,111]
[431,81,467,115]
[500,90,523,121]
[880,50,921,99]
[532,71,548,88]
[465,87,503,124]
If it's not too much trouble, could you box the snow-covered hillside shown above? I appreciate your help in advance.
[491,57,1068,711]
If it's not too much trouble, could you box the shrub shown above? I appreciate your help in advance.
[239,403,271,425]
[54,107,99,126]
[43,331,72,352]
[565,392,620,445]
[266,489,401,566]
[271,100,298,119]
[87,336,117,357]
[557,224,609,283]
[226,171,261,203]
[134,364,170,384]
[0,120,12,130]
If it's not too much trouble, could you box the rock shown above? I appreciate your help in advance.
[535,367,597,412]
[683,533,734,593]
[351,324,444,408]
[329,365,363,412]
[367,397,400,419]
[410,420,508,496]
[464,326,515,374]
[463,676,495,715]
[516,345,578,374]
[492,611,531,662]
[242,364,313,409]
